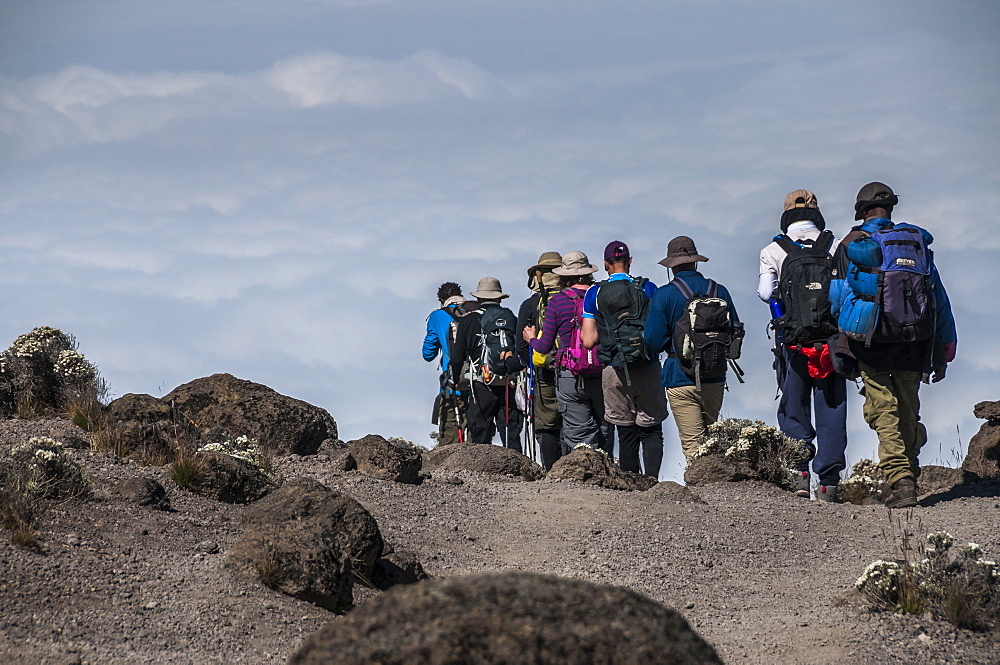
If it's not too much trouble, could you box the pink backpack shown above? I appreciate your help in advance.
[558,288,605,376]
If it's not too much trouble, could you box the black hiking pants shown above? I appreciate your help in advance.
[468,381,523,453]
[617,423,663,478]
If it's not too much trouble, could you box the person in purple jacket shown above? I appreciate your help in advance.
[522,251,613,468]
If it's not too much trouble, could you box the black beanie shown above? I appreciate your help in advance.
[780,207,826,234]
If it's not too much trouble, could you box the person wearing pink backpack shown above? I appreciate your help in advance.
[522,251,613,468]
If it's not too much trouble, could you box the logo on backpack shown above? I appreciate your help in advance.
[867,226,935,344]
[594,277,651,368]
[773,230,839,346]
[558,288,604,376]
[670,278,744,390]
[476,304,518,385]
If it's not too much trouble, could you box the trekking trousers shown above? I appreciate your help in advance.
[468,381,523,454]
[666,382,724,461]
[776,346,848,486]
[616,423,664,478]
[858,363,925,486]
[556,369,613,455]
[437,392,468,446]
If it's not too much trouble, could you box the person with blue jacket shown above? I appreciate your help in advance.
[645,236,741,461]
[831,182,957,509]
[423,282,470,446]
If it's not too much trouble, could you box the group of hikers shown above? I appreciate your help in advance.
[422,181,957,508]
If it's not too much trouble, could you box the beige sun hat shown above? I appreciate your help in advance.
[783,189,818,212]
[552,251,599,276]
[526,251,563,277]
[470,276,509,300]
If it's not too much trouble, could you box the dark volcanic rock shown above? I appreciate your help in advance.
[116,476,170,511]
[106,393,198,462]
[547,446,657,491]
[372,550,428,590]
[422,443,543,481]
[226,522,353,613]
[289,572,723,665]
[684,454,749,485]
[241,477,383,578]
[191,451,276,504]
[964,400,1000,478]
[346,434,421,484]
[164,373,337,455]
[648,480,707,503]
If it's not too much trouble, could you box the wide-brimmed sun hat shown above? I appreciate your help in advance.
[526,251,563,277]
[658,235,709,268]
[470,276,509,300]
[552,250,599,276]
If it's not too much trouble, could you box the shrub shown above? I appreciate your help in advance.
[0,327,107,417]
[856,529,1000,630]
[691,418,803,488]
[840,459,890,505]
[170,453,205,490]
[197,435,275,478]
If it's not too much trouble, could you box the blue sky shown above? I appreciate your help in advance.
[1,0,997,480]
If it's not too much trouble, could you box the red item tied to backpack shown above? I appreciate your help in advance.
[789,343,834,379]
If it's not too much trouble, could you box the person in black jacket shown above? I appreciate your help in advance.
[449,277,523,452]
[516,252,563,464]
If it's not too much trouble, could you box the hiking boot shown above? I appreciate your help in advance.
[815,484,840,503]
[789,470,810,498]
[885,477,918,509]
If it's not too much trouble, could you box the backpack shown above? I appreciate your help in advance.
[444,304,471,391]
[594,277,651,368]
[557,288,604,376]
[866,225,935,344]
[774,230,839,346]
[670,278,743,390]
[476,304,518,385]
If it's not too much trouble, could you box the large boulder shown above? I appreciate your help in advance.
[962,400,1000,478]
[422,443,544,481]
[546,447,657,491]
[106,393,198,462]
[240,477,383,578]
[190,451,276,504]
[164,373,337,455]
[289,572,723,665]
[226,522,353,612]
[347,435,422,484]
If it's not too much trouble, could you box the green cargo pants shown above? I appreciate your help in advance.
[859,363,926,486]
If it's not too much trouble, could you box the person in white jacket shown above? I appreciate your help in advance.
[758,190,848,502]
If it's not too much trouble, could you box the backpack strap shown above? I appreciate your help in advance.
[670,277,694,300]
[815,230,835,253]
[774,234,801,254]
[705,279,718,298]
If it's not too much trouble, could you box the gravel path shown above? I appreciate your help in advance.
[2,419,999,664]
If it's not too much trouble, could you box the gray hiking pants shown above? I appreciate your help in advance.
[556,369,613,455]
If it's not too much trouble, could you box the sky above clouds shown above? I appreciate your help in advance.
[1,0,997,480]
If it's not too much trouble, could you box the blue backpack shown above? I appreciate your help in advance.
[842,225,935,346]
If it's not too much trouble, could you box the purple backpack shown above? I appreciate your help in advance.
[558,289,605,376]
[867,226,935,344]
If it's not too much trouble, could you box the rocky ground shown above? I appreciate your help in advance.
[1,418,999,665]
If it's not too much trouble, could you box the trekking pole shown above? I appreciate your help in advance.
[526,364,537,463]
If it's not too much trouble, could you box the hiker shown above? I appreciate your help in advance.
[515,252,564,465]
[522,251,614,468]
[448,277,524,452]
[422,282,470,446]
[831,182,957,509]
[581,241,668,478]
[645,236,743,463]
[758,190,848,501]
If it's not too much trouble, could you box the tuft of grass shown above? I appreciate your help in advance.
[91,427,131,458]
[254,546,284,589]
[169,453,204,490]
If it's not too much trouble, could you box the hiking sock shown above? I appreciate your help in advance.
[617,425,641,474]
[638,424,663,478]
[538,429,562,470]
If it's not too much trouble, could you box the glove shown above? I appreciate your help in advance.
[931,364,947,383]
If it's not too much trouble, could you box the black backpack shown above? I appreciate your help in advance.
[774,230,839,346]
[476,304,518,385]
[670,278,743,390]
[594,277,651,369]
[443,304,472,391]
